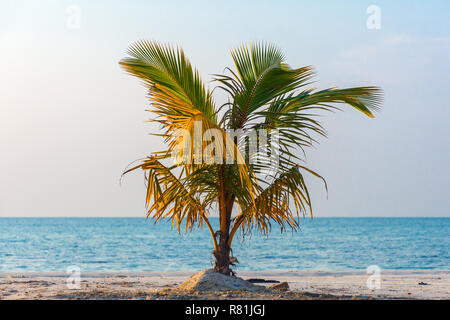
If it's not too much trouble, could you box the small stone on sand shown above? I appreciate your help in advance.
[269,281,289,291]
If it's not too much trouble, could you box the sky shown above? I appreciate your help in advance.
[0,0,449,217]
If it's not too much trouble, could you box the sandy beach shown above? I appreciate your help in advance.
[0,270,448,300]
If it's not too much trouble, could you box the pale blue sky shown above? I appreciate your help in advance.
[1,0,449,217]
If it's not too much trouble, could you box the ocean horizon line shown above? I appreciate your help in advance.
[0,216,448,219]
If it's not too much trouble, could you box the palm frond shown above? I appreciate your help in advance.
[120,40,256,197]
[120,40,217,122]
[216,42,315,129]
[123,156,206,233]
[231,165,327,239]
[286,86,383,118]
[120,41,218,161]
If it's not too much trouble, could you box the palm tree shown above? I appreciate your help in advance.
[120,41,382,275]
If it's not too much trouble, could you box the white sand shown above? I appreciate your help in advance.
[0,270,448,300]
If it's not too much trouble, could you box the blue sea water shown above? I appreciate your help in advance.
[0,218,448,272]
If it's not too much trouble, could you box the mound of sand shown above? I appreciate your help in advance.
[174,269,265,293]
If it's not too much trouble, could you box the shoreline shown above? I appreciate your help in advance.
[1,270,448,300]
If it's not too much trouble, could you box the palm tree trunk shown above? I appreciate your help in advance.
[214,223,232,275]
[214,165,233,275]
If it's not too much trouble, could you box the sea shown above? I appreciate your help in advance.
[0,218,448,272]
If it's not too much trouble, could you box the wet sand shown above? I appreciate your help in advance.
[0,270,448,300]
